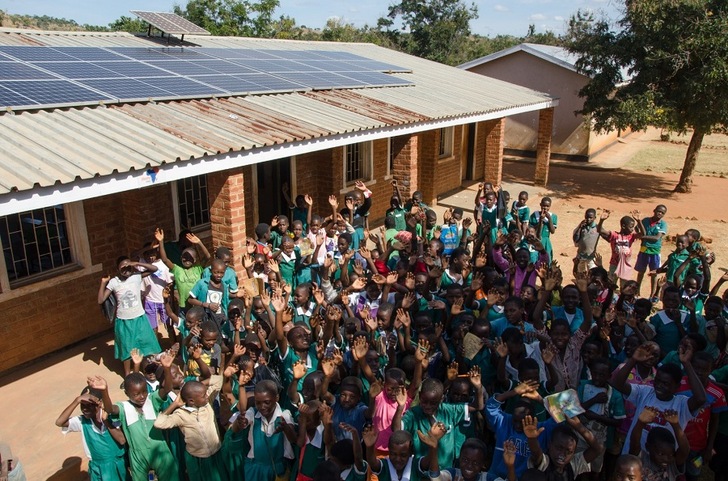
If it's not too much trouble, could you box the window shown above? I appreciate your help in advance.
[0,201,95,296]
[388,138,395,176]
[439,127,454,158]
[0,205,72,283]
[344,141,372,185]
[176,174,210,231]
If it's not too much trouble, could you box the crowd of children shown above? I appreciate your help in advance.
[61,180,728,481]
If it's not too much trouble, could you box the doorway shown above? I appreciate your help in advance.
[463,123,476,181]
[256,158,291,225]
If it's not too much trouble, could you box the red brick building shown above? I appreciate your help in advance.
[0,29,556,373]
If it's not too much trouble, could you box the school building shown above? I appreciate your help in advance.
[0,28,557,373]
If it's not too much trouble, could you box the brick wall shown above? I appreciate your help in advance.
[418,126,466,205]
[474,122,487,180]
[208,167,250,280]
[535,108,554,186]
[391,134,418,199]
[483,118,506,185]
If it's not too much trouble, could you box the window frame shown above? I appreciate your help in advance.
[439,126,455,159]
[172,174,211,236]
[343,141,373,188]
[0,201,100,301]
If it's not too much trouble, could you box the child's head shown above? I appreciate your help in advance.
[512,399,534,431]
[412,191,423,203]
[675,235,688,251]
[384,368,407,401]
[387,430,414,471]
[448,378,473,404]
[445,284,465,306]
[548,423,579,470]
[275,215,289,233]
[286,325,311,351]
[339,377,363,409]
[503,296,524,325]
[418,378,444,416]
[281,237,295,255]
[366,280,382,302]
[521,285,538,303]
[654,363,682,401]
[540,197,552,212]
[470,317,491,340]
[549,319,572,351]
[484,192,496,208]
[377,302,395,330]
[518,191,529,205]
[612,454,642,481]
[330,438,355,468]
[294,283,311,306]
[295,194,307,209]
[255,223,270,242]
[427,238,444,258]
[300,399,322,426]
[515,248,531,269]
[458,438,488,480]
[209,258,226,284]
[185,306,205,331]
[705,296,724,321]
[589,357,611,388]
[450,207,464,224]
[199,321,219,349]
[502,327,525,358]
[691,351,714,386]
[581,339,602,367]
[338,233,352,254]
[681,274,701,297]
[517,358,541,384]
[253,380,279,418]
[140,355,160,384]
[619,216,635,234]
[652,205,667,220]
[634,298,653,320]
[124,372,149,408]
[78,387,103,419]
[685,229,701,245]
[390,196,401,210]
[584,208,596,223]
[116,256,135,278]
[384,216,396,230]
[312,460,341,481]
[662,285,681,309]
[292,220,304,239]
[560,285,580,311]
[214,246,232,266]
[425,208,438,229]
[181,380,208,408]
[309,215,323,235]
[679,332,707,355]
[645,426,676,469]
[302,371,323,402]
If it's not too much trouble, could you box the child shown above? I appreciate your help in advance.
[187,321,222,378]
[612,455,643,481]
[294,400,327,481]
[611,343,706,454]
[628,408,688,481]
[242,380,297,481]
[56,387,127,481]
[89,352,179,481]
[651,235,690,293]
[270,215,292,249]
[440,207,467,256]
[188,258,232,316]
[396,373,484,468]
[98,256,161,377]
[140,244,174,334]
[635,205,668,300]
[512,190,530,237]
[328,428,367,481]
[363,426,433,481]
[201,246,239,302]
[153,380,229,481]
[573,208,600,268]
[529,197,558,261]
[156,228,210,312]
[271,293,319,392]
[598,210,643,288]
[524,415,604,478]
[424,434,512,481]
[577,357,626,473]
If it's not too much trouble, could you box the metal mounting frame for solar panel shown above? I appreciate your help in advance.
[130,11,211,35]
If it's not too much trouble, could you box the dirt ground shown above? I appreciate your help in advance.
[500,160,728,294]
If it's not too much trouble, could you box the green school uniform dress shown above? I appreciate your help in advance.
[63,416,127,481]
[280,344,319,392]
[278,250,299,289]
[294,425,327,480]
[160,392,186,481]
[243,407,295,481]
[372,457,426,481]
[341,462,368,481]
[116,391,179,481]
[171,264,204,309]
[107,274,161,361]
[401,403,468,468]
[529,211,558,260]
[480,204,499,244]
[222,425,247,480]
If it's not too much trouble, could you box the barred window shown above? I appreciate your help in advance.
[439,127,454,158]
[0,206,72,282]
[176,174,209,231]
[345,142,372,185]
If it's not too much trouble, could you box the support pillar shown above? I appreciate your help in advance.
[208,167,248,280]
[391,134,418,199]
[535,108,554,186]
[483,118,505,186]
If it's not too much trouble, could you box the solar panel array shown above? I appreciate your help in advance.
[0,46,414,111]
[130,11,211,36]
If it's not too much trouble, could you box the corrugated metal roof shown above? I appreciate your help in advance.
[0,30,556,196]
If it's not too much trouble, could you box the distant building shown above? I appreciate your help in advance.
[460,43,628,161]
[0,29,557,372]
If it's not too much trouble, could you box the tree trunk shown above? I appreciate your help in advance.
[673,128,705,193]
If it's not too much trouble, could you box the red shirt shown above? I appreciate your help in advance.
[677,378,727,449]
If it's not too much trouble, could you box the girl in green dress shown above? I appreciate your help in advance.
[56,387,127,481]
[529,197,558,261]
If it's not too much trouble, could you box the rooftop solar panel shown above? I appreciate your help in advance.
[343,60,412,73]
[339,71,413,87]
[235,74,308,92]
[190,60,257,75]
[136,77,225,97]
[0,80,112,106]
[82,78,178,99]
[131,11,211,36]
[0,85,36,108]
[274,72,367,89]
[0,63,56,81]
[34,62,122,80]
[0,46,76,62]
[53,47,128,62]
[148,60,220,76]
[94,61,172,78]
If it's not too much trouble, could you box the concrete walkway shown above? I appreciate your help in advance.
[0,130,653,481]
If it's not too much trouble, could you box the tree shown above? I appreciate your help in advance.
[108,16,146,33]
[173,0,279,37]
[378,0,478,65]
[566,1,728,193]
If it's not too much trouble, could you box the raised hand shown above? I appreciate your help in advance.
[663,409,679,425]
[405,272,416,291]
[292,359,308,380]
[451,298,464,316]
[362,424,378,447]
[130,348,143,366]
[522,415,544,439]
[396,308,412,328]
[328,195,339,208]
[395,386,408,407]
[417,421,447,448]
[493,337,509,358]
[369,380,383,400]
[223,364,239,379]
[503,439,517,467]
[321,357,336,378]
[468,366,482,389]
[320,403,334,425]
[414,339,430,363]
[632,344,653,363]
[351,336,369,361]
[154,227,165,242]
[678,342,694,364]
[638,406,659,424]
[87,375,108,391]
[447,362,459,381]
[514,380,540,395]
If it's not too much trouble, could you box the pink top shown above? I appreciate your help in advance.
[372,390,412,452]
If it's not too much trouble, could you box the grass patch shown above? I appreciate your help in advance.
[624,132,728,176]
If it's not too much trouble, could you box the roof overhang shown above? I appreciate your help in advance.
[0,98,557,216]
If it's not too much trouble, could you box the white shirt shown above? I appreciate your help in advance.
[244,405,296,460]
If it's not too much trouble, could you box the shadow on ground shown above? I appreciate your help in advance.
[504,161,677,202]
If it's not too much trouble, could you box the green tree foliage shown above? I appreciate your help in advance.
[566,1,728,192]
[173,0,279,37]
[108,16,146,33]
[378,0,478,65]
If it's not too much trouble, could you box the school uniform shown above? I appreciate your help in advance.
[63,416,126,481]
[294,424,327,481]
[107,274,161,361]
[115,391,179,481]
[372,457,426,481]
[401,403,468,468]
[243,406,296,481]
[529,211,558,260]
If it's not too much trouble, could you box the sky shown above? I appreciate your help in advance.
[0,0,622,37]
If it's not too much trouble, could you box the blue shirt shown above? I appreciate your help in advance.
[490,316,536,338]
[332,398,368,441]
[551,306,585,333]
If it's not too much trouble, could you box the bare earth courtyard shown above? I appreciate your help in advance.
[0,127,726,481]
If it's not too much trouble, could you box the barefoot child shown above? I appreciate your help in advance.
[56,387,127,481]
[597,210,643,288]
[98,256,161,376]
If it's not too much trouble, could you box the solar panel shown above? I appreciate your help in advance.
[34,62,123,80]
[0,46,413,110]
[131,11,211,36]
[0,63,56,81]
[0,80,111,106]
